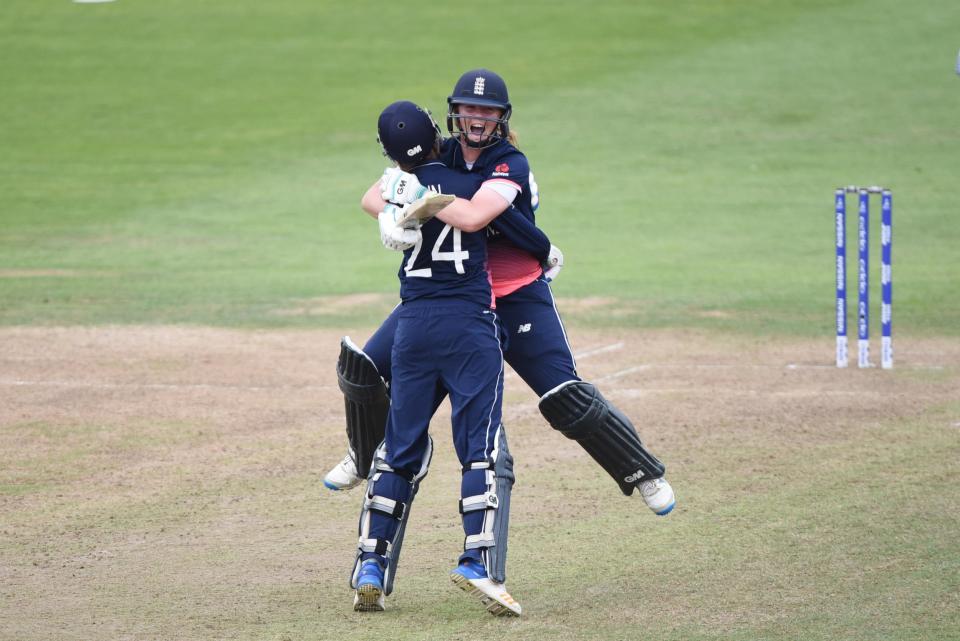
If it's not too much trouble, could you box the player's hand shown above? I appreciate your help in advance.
[381,167,428,205]
[542,244,564,282]
[380,201,420,230]
[378,206,419,251]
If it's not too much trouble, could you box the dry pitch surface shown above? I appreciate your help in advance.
[2,326,958,640]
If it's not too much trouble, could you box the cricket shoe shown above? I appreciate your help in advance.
[353,559,385,612]
[639,477,675,516]
[450,559,521,617]
[323,450,363,491]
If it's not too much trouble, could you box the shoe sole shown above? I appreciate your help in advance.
[654,501,675,516]
[324,479,362,491]
[353,584,384,612]
[450,573,520,617]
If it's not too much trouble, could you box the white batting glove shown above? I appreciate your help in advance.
[541,244,564,282]
[380,201,420,230]
[378,206,419,251]
[381,167,428,205]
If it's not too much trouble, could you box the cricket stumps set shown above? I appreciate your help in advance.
[835,186,892,369]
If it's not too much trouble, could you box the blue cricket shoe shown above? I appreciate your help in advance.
[450,559,521,617]
[353,559,385,612]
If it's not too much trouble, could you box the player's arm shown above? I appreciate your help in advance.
[483,200,562,281]
[360,180,386,220]
[433,177,524,232]
[433,187,513,233]
[376,168,514,232]
[379,167,516,231]
[488,207,551,261]
[376,167,529,232]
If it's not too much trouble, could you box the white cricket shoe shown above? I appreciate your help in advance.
[639,477,675,515]
[323,451,363,491]
[450,560,521,617]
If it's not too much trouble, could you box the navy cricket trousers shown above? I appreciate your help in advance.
[364,278,579,400]
[361,301,506,568]
[385,301,505,473]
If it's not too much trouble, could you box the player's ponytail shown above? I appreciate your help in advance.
[507,129,519,149]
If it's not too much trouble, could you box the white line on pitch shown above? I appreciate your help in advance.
[599,363,946,372]
[0,380,337,391]
[605,388,887,397]
[503,342,624,381]
[574,342,624,359]
[595,365,651,382]
[785,363,940,370]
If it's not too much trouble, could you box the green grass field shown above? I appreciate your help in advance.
[2,1,959,640]
[3,0,958,333]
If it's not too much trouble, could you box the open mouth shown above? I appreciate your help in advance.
[469,123,486,137]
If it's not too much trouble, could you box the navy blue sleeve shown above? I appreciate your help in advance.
[483,151,530,194]
[488,206,551,261]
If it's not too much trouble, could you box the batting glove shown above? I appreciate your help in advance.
[378,206,419,252]
[380,201,420,230]
[381,167,428,205]
[541,244,564,282]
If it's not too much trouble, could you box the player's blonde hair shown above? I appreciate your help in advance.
[507,130,519,148]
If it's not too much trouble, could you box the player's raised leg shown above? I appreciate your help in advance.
[498,279,674,514]
[325,336,389,491]
[325,311,450,492]
[539,380,674,514]
[325,308,400,490]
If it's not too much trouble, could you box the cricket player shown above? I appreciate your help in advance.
[330,70,675,519]
[349,100,521,616]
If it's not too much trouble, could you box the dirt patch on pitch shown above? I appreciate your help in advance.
[1,326,958,639]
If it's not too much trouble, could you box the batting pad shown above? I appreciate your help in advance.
[351,438,434,596]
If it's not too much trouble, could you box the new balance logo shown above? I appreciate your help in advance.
[517,323,532,334]
[624,470,645,483]
[473,77,485,95]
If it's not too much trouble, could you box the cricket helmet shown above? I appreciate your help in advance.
[446,68,512,148]
[377,100,442,165]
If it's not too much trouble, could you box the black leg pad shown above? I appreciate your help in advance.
[539,381,665,496]
[337,337,390,476]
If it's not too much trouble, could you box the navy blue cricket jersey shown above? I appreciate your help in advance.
[397,161,490,306]
[441,137,545,298]
[440,137,539,239]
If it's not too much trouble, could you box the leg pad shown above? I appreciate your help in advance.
[337,337,390,476]
[539,381,665,495]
